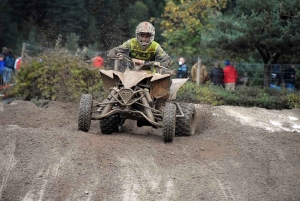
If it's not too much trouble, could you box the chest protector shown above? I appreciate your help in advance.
[129,39,159,61]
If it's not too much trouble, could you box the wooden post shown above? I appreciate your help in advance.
[21,43,26,60]
[196,56,201,85]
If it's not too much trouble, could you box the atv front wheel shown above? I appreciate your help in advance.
[100,115,120,134]
[175,103,196,136]
[162,102,176,143]
[78,94,93,132]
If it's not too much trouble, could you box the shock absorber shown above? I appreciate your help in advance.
[144,88,153,106]
[139,91,154,121]
[101,87,119,115]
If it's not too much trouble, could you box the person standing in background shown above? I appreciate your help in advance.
[284,63,297,91]
[91,53,104,69]
[191,62,197,82]
[3,49,15,84]
[200,65,208,84]
[177,57,188,78]
[270,64,282,90]
[223,60,238,90]
[209,62,224,87]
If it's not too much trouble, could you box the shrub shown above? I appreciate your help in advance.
[177,82,222,105]
[13,50,107,102]
[177,82,299,109]
[288,93,300,108]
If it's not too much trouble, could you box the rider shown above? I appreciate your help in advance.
[107,21,173,72]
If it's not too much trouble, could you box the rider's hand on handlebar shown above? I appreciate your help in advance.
[116,53,124,60]
[132,58,145,65]
[153,62,161,67]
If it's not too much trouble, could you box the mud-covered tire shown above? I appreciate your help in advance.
[175,103,196,136]
[162,102,176,143]
[78,94,93,132]
[100,115,119,134]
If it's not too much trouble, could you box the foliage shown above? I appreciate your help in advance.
[202,0,300,64]
[2,0,166,52]
[177,82,222,105]
[288,93,300,108]
[13,50,107,102]
[177,82,299,109]
[160,0,227,55]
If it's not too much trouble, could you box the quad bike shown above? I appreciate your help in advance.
[78,54,197,142]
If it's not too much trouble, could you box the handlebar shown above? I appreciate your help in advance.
[111,53,168,70]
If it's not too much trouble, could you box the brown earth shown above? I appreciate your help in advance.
[0,100,300,201]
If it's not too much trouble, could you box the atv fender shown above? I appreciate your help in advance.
[168,78,189,100]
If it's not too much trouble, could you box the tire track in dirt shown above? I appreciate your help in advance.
[0,101,300,200]
[118,154,176,201]
[0,138,16,200]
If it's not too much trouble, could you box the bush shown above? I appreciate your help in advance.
[13,50,107,102]
[177,82,299,109]
[12,52,300,110]
[177,82,222,105]
[288,93,300,108]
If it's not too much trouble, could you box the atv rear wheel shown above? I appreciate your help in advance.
[162,102,176,143]
[78,94,93,132]
[100,115,120,134]
[175,103,196,136]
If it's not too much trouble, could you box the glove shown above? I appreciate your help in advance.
[116,53,124,59]
[107,50,117,59]
[153,62,160,67]
[160,62,169,69]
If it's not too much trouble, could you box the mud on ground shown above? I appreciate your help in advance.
[0,100,300,201]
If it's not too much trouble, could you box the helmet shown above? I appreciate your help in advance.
[135,22,155,47]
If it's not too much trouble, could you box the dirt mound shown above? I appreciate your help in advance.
[0,101,300,201]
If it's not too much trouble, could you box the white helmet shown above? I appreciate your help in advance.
[135,22,155,47]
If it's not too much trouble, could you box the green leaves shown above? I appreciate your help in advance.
[161,0,228,55]
[13,50,106,102]
[202,0,300,64]
[176,82,299,109]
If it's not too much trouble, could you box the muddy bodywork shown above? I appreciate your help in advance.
[78,56,196,142]
[90,69,187,129]
[100,69,188,100]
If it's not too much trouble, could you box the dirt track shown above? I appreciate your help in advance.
[0,100,300,201]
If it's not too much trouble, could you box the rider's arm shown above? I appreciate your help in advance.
[155,45,173,68]
[107,39,132,59]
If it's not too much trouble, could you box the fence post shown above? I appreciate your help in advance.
[196,56,201,85]
[21,43,26,59]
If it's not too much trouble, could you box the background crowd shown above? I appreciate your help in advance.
[0,47,22,86]
[176,57,297,91]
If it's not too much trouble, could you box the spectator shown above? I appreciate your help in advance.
[0,54,5,76]
[177,57,188,78]
[2,47,8,58]
[284,63,296,91]
[200,65,208,84]
[270,64,282,90]
[91,53,104,69]
[3,49,15,84]
[209,62,224,86]
[191,62,197,82]
[14,57,22,70]
[191,61,208,83]
[223,60,238,90]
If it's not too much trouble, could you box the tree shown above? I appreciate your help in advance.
[160,0,227,56]
[2,0,167,52]
[202,0,300,86]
